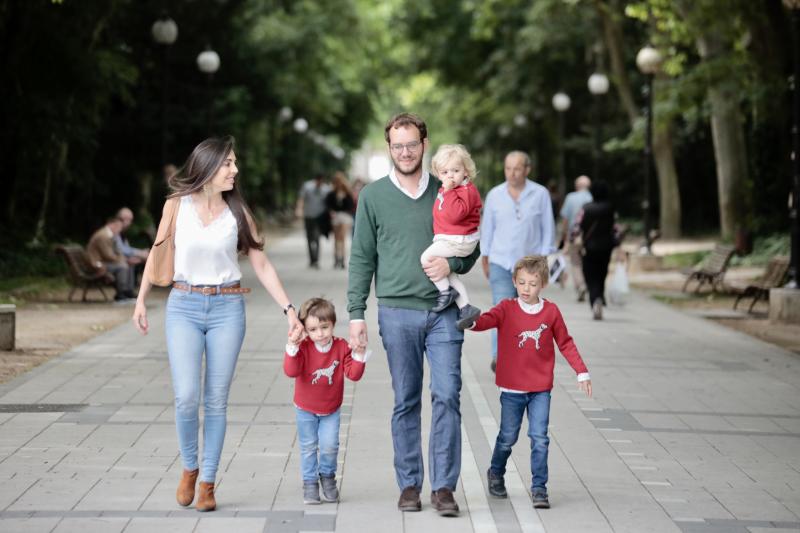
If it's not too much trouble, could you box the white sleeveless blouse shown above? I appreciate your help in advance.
[173,195,241,285]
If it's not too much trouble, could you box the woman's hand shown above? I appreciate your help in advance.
[288,323,306,345]
[132,301,148,335]
[287,309,303,338]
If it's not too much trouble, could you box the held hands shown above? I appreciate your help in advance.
[288,323,306,345]
[287,311,304,343]
[349,321,368,354]
[578,379,592,398]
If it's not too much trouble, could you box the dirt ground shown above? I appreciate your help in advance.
[2,249,798,385]
[0,288,169,384]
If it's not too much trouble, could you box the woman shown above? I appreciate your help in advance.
[578,181,616,320]
[325,171,355,269]
[132,136,301,512]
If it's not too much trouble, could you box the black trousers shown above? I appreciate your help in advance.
[581,248,613,307]
[304,216,322,265]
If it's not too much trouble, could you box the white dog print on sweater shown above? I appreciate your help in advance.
[311,360,339,385]
[518,324,548,350]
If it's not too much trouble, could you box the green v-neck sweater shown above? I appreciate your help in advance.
[346,175,480,320]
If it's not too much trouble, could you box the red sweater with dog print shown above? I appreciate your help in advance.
[472,299,588,392]
[284,337,365,415]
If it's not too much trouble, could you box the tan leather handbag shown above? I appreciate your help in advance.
[145,197,180,286]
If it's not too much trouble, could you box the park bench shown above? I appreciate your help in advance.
[54,245,115,302]
[730,256,789,313]
[681,243,736,294]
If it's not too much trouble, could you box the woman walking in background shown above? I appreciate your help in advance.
[326,171,355,269]
[132,136,301,512]
[578,181,616,320]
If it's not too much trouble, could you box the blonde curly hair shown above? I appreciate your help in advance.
[431,144,478,181]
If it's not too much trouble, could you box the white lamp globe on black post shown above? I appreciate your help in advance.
[636,45,663,254]
[588,72,610,181]
[197,47,221,134]
[151,15,178,165]
[552,92,571,198]
[293,117,309,134]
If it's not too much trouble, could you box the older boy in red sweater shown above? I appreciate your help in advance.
[458,256,591,508]
[285,298,369,505]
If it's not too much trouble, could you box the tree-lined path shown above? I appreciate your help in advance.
[0,231,799,533]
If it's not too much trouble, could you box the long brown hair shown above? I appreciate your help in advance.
[167,136,263,253]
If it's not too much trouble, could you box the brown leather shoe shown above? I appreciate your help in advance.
[397,486,421,512]
[175,468,198,506]
[431,488,460,517]
[196,481,216,512]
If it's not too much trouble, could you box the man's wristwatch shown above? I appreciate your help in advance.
[283,303,295,315]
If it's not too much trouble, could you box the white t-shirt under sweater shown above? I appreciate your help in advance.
[173,195,241,285]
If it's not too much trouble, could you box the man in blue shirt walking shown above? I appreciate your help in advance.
[479,151,555,372]
[559,175,593,302]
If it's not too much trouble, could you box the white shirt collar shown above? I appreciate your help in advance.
[517,297,545,314]
[389,167,430,200]
[314,339,333,353]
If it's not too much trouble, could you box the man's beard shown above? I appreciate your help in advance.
[392,151,424,177]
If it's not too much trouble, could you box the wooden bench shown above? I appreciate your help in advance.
[731,256,789,313]
[54,245,115,302]
[681,243,736,294]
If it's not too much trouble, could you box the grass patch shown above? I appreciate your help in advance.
[662,251,708,269]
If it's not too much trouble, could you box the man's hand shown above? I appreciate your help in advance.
[578,379,592,398]
[481,256,490,279]
[423,256,450,282]
[349,321,368,353]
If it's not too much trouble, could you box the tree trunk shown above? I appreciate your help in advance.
[696,34,751,240]
[596,0,682,237]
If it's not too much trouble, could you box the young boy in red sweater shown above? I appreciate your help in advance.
[284,298,370,505]
[421,144,483,328]
[458,256,592,508]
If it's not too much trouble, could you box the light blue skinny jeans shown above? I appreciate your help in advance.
[488,263,517,360]
[165,285,246,483]
[295,407,341,483]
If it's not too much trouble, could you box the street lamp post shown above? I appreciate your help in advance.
[552,92,571,199]
[587,72,610,181]
[196,47,220,134]
[636,45,663,255]
[785,0,800,286]
[151,15,178,165]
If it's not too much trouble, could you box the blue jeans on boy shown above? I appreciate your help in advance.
[488,263,517,361]
[377,305,463,492]
[489,391,551,492]
[295,407,341,482]
[165,286,246,483]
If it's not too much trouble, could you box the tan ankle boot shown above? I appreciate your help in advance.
[196,481,216,512]
[176,469,199,506]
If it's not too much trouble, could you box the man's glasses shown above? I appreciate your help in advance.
[389,140,423,154]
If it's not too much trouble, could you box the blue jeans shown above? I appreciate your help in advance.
[295,407,341,483]
[377,305,463,491]
[165,286,246,483]
[488,263,517,360]
[489,391,551,491]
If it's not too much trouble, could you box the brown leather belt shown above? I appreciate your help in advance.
[172,283,251,295]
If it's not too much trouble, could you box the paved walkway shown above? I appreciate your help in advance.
[1,231,799,533]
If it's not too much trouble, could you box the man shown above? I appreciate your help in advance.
[480,151,555,372]
[295,173,331,269]
[86,217,136,302]
[347,113,479,517]
[559,175,593,302]
[115,208,149,261]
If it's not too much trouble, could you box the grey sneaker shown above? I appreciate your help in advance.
[303,481,321,505]
[455,304,481,331]
[532,489,550,509]
[320,475,339,503]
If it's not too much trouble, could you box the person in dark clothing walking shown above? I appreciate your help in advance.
[578,182,616,320]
